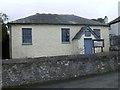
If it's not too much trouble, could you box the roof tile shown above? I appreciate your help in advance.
[9,13,108,26]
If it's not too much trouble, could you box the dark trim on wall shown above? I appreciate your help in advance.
[8,23,109,27]
[9,25,12,59]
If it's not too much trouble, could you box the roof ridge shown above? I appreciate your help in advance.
[35,13,75,16]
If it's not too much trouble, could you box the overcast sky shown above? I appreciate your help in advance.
[0,0,119,22]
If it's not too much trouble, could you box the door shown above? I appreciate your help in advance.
[84,38,92,54]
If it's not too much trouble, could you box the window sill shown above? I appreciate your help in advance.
[62,42,71,44]
[22,43,32,45]
[85,35,91,37]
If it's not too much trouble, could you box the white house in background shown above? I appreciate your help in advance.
[109,16,120,36]
[8,13,110,59]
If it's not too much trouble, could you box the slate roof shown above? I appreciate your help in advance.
[9,13,108,26]
[91,18,105,23]
[72,26,99,40]
[109,16,120,24]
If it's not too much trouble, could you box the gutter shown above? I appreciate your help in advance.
[7,23,109,27]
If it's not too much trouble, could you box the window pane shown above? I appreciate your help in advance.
[22,28,32,44]
[94,29,100,38]
[61,28,70,43]
[85,30,91,37]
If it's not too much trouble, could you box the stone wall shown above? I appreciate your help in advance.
[2,51,119,87]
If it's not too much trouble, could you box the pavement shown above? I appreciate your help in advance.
[35,72,118,88]
[19,71,119,88]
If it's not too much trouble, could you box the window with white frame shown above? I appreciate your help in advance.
[61,28,70,44]
[22,28,32,45]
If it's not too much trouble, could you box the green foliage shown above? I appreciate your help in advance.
[2,23,8,41]
[0,13,8,42]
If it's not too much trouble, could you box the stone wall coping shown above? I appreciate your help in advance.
[2,51,118,64]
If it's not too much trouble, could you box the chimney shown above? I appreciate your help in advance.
[104,16,108,24]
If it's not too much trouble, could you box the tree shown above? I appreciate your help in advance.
[0,12,9,59]
[0,13,8,42]
[0,13,8,41]
[0,13,8,23]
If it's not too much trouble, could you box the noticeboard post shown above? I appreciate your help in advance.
[92,39,104,53]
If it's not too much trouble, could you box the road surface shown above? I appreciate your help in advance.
[25,71,119,88]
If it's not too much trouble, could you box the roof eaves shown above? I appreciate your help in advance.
[8,22,109,27]
[109,16,120,25]
[72,26,100,40]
